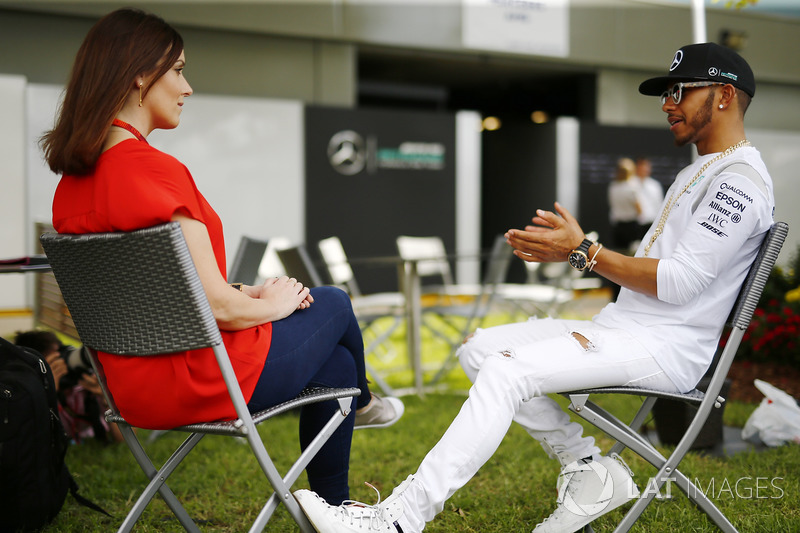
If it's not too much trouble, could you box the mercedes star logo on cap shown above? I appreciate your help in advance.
[669,50,683,71]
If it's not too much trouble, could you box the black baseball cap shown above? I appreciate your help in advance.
[639,42,755,98]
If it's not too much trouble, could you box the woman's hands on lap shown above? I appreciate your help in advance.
[173,214,314,329]
[256,276,314,317]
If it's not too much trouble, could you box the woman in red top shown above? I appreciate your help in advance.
[41,8,403,506]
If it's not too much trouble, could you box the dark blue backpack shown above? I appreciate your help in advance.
[0,337,108,532]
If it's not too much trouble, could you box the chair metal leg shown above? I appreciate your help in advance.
[361,316,402,359]
[571,395,739,533]
[429,347,460,385]
[612,466,733,533]
[358,316,400,395]
[665,471,738,532]
[428,297,490,386]
[569,396,667,468]
[247,395,355,533]
[145,429,167,444]
[364,359,397,397]
[243,425,315,533]
[609,396,657,456]
[119,427,205,532]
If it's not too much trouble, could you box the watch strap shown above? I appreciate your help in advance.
[576,238,593,255]
[568,238,595,272]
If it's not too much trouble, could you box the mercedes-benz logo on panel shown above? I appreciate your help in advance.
[708,67,719,77]
[328,130,366,175]
[669,50,683,71]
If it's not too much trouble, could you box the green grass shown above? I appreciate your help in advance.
[16,310,800,531]
[48,394,799,532]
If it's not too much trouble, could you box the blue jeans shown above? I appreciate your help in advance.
[247,286,371,505]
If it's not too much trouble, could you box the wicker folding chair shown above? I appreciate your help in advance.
[227,235,269,285]
[277,243,397,396]
[40,222,360,533]
[277,244,325,288]
[317,237,405,387]
[561,221,788,533]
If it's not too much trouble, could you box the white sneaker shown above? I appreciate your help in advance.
[295,477,412,533]
[532,454,639,533]
[354,394,405,430]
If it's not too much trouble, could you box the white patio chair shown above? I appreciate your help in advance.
[278,242,398,396]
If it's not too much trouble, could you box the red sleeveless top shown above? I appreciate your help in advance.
[52,140,270,428]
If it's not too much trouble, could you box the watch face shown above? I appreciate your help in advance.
[569,252,587,270]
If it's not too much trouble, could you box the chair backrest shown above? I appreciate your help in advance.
[277,244,325,287]
[523,260,542,283]
[396,235,454,285]
[228,235,269,285]
[712,221,788,382]
[39,222,220,356]
[318,236,361,296]
[728,221,788,330]
[483,234,514,286]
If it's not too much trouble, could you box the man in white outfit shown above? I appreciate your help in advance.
[295,42,775,533]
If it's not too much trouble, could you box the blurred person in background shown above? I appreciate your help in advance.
[608,157,641,254]
[634,157,664,241]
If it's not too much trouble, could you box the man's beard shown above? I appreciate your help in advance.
[674,91,715,148]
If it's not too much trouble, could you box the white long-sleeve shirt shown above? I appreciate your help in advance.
[594,146,775,392]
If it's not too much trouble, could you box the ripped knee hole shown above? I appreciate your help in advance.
[571,332,596,351]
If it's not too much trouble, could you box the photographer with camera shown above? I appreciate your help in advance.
[13,330,123,443]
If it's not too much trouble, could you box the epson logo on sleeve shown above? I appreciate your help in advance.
[698,221,728,237]
[714,191,747,212]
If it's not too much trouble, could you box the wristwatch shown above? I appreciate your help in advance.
[568,238,594,272]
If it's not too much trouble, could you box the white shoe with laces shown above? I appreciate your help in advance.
[354,393,405,430]
[295,477,412,533]
[532,453,639,533]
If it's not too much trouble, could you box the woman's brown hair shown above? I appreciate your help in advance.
[40,8,183,176]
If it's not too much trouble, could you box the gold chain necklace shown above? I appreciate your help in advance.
[643,139,751,257]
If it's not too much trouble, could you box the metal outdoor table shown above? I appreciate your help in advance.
[0,255,51,273]
[349,252,489,396]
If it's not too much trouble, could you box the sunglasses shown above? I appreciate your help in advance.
[660,82,725,105]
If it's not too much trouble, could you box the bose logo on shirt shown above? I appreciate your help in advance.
[698,221,728,238]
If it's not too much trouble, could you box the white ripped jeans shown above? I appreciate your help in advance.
[395,317,679,533]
